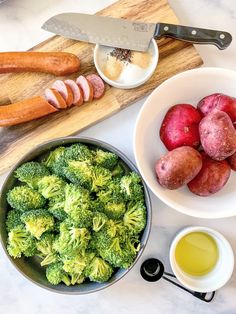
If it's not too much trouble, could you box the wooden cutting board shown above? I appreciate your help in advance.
[0,0,203,174]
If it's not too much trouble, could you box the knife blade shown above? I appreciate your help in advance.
[42,13,232,51]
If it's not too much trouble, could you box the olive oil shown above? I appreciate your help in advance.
[175,232,219,276]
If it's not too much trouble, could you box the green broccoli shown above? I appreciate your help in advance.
[7,186,46,212]
[97,181,124,204]
[85,257,113,282]
[48,196,67,221]
[6,210,23,232]
[91,166,112,192]
[46,262,71,286]
[123,202,146,234]
[103,202,126,220]
[54,220,91,256]
[43,147,67,177]
[93,149,118,170]
[36,233,57,266]
[7,226,36,258]
[37,175,65,199]
[111,162,126,178]
[64,160,92,188]
[62,254,87,276]
[15,161,50,189]
[92,212,108,232]
[120,172,144,201]
[21,209,54,239]
[64,143,92,162]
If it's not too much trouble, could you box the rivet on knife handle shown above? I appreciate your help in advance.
[154,23,232,50]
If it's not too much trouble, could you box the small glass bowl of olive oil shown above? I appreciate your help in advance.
[170,226,234,293]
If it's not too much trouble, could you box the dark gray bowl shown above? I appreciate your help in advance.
[0,136,152,294]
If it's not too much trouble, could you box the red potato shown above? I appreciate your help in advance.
[155,146,202,190]
[198,93,236,128]
[51,80,74,107]
[228,152,236,171]
[44,88,67,109]
[86,74,105,99]
[188,152,231,196]
[64,79,84,106]
[199,110,236,160]
[160,104,202,150]
[76,75,94,102]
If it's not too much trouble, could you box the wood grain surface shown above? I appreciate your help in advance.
[0,0,203,174]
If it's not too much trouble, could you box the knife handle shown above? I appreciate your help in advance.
[154,23,232,50]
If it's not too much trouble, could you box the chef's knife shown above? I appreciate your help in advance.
[42,13,232,51]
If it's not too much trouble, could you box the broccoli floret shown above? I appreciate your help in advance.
[36,233,57,266]
[124,202,146,234]
[7,186,46,212]
[94,149,118,170]
[48,196,67,221]
[6,210,23,232]
[54,220,91,256]
[64,143,92,162]
[111,162,126,178]
[120,172,144,201]
[103,202,126,220]
[64,184,90,212]
[97,181,124,204]
[85,256,113,282]
[46,262,71,286]
[21,209,54,239]
[90,199,104,212]
[15,161,50,189]
[7,226,36,258]
[64,160,92,188]
[92,212,108,232]
[43,147,67,177]
[91,166,112,192]
[37,175,65,199]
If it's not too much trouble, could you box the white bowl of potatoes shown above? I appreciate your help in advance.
[134,67,236,218]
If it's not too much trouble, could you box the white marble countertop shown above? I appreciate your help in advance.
[0,0,236,313]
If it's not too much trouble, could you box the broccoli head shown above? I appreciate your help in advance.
[37,175,65,199]
[63,183,90,212]
[48,196,67,221]
[123,202,146,234]
[6,210,23,232]
[111,162,126,178]
[46,262,71,286]
[7,186,46,212]
[91,166,112,192]
[21,209,54,239]
[120,172,144,201]
[15,161,50,189]
[43,146,67,177]
[64,160,92,188]
[64,143,92,162]
[92,212,108,232]
[54,220,91,256]
[94,149,118,170]
[85,256,113,282]
[97,181,124,204]
[62,254,87,276]
[36,233,57,266]
[103,202,126,220]
[7,226,36,258]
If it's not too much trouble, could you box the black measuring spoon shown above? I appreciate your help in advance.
[140,258,215,303]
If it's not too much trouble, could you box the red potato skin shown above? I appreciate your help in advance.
[0,96,57,126]
[160,104,202,151]
[155,146,202,190]
[188,152,231,196]
[228,152,236,171]
[198,93,236,128]
[199,110,236,160]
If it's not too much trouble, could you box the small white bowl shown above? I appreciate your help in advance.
[134,67,236,218]
[94,38,159,89]
[169,226,234,293]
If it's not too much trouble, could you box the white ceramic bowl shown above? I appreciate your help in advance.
[94,38,159,89]
[134,67,236,218]
[169,226,234,292]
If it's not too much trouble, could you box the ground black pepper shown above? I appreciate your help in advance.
[110,48,132,63]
